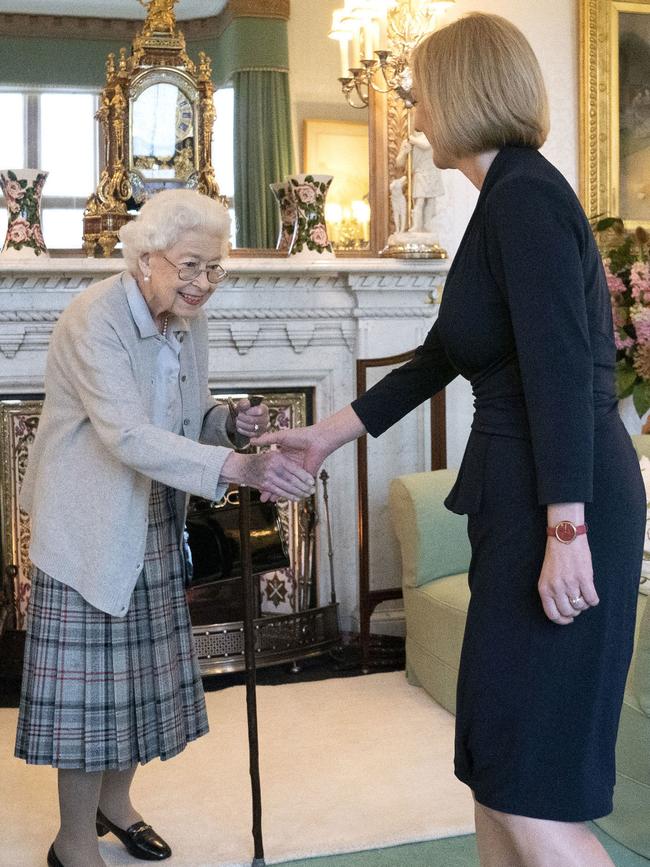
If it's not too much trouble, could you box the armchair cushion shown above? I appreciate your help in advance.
[404,574,471,714]
[632,434,650,461]
[389,469,470,588]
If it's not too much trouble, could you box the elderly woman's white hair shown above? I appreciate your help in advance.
[119,189,230,274]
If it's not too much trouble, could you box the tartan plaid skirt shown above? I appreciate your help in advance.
[15,481,209,771]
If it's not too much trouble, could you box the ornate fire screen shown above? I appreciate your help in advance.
[0,399,40,633]
[0,393,339,673]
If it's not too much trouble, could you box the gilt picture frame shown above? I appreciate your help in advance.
[580,0,650,228]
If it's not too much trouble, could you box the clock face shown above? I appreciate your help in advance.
[176,92,194,140]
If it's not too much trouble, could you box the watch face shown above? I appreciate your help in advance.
[555,521,577,543]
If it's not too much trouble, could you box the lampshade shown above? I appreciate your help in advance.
[329,8,355,41]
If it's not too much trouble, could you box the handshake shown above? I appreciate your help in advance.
[223,399,335,503]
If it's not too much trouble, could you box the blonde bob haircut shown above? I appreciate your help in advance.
[410,13,550,162]
[119,188,231,275]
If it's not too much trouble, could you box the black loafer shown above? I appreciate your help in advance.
[47,845,65,867]
[96,809,172,861]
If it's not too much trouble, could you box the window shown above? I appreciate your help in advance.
[212,86,236,246]
[0,90,99,250]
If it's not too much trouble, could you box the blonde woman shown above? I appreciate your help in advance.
[15,189,315,867]
[253,14,645,867]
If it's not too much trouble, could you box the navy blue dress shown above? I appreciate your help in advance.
[352,146,646,821]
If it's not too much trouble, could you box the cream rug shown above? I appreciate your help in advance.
[0,672,475,866]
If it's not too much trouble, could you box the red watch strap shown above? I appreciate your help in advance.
[546,521,588,543]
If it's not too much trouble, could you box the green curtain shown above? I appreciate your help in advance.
[233,69,295,249]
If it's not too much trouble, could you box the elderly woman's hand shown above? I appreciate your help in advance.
[230,399,270,439]
[221,450,315,501]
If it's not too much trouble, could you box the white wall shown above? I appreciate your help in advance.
[434,0,579,258]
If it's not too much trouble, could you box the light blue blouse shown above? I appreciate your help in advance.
[126,280,189,434]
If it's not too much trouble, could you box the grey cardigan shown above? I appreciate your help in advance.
[20,271,235,617]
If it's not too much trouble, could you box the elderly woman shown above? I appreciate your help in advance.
[254,14,645,867]
[15,189,314,867]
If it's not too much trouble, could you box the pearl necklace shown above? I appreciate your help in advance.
[161,315,169,338]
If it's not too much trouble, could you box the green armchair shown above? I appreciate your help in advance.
[389,437,650,857]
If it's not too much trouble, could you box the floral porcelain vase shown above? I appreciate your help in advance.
[286,174,335,260]
[1,169,48,258]
[269,181,297,252]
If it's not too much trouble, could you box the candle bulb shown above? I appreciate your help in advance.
[377,17,387,50]
[363,24,373,59]
[339,39,350,77]
[329,8,354,77]
[351,31,360,67]
[371,21,380,55]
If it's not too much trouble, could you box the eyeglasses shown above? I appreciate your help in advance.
[163,256,228,285]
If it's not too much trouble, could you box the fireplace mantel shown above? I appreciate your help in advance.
[0,255,450,633]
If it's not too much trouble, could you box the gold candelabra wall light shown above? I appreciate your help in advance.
[328,0,454,109]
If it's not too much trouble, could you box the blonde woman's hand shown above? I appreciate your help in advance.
[537,535,599,625]
[251,406,367,502]
[251,425,338,478]
[221,450,315,502]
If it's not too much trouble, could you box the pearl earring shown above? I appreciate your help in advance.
[144,275,150,282]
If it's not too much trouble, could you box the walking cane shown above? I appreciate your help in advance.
[239,484,265,866]
[233,393,266,867]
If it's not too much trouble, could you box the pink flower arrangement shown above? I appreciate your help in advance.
[599,219,650,416]
[631,305,650,344]
[631,261,650,303]
[603,260,627,296]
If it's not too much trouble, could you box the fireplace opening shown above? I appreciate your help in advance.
[187,388,339,674]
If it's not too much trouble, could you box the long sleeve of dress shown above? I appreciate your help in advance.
[351,319,458,437]
[485,176,594,505]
